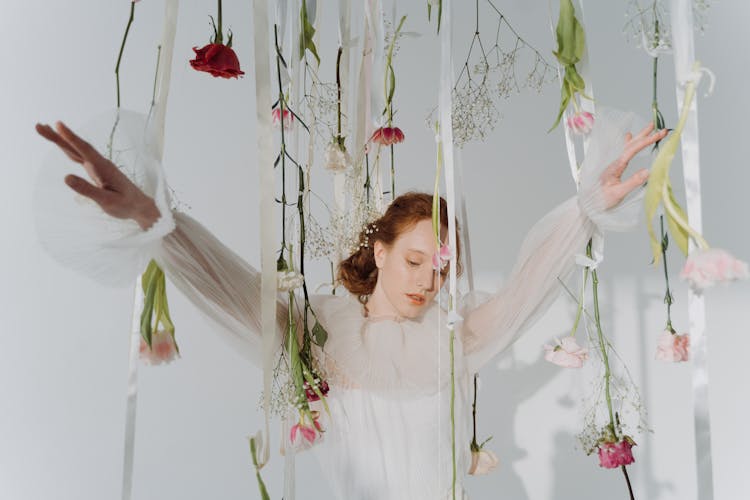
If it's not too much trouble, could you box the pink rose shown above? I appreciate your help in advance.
[139,329,179,365]
[598,437,636,469]
[655,330,690,363]
[272,108,294,131]
[468,448,499,475]
[370,126,405,146]
[543,337,588,368]
[566,111,595,135]
[680,248,748,293]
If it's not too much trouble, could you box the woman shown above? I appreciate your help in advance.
[34,111,666,499]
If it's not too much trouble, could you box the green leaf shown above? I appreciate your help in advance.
[548,83,571,131]
[139,270,160,347]
[554,0,582,66]
[666,183,689,256]
[387,67,396,105]
[564,66,585,91]
[312,320,328,347]
[299,0,320,65]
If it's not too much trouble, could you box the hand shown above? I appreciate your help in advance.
[599,122,669,209]
[36,121,161,230]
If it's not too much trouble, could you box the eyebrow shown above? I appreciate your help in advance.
[406,249,428,255]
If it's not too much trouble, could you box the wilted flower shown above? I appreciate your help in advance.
[324,141,351,173]
[370,126,405,146]
[680,248,749,293]
[598,437,636,469]
[468,448,499,475]
[277,270,304,292]
[566,111,594,135]
[290,411,323,446]
[139,329,179,365]
[655,330,689,363]
[543,336,588,368]
[272,108,294,131]
[432,243,452,270]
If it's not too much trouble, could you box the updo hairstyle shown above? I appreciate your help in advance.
[338,192,462,303]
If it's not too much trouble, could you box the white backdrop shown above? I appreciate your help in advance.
[1,1,749,499]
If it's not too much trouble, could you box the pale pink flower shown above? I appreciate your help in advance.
[139,329,179,365]
[680,248,749,293]
[566,111,595,135]
[655,330,690,362]
[272,108,294,131]
[468,448,499,475]
[432,243,452,270]
[598,437,636,469]
[543,337,588,368]
[323,141,351,173]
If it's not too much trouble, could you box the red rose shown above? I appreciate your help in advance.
[304,380,330,402]
[190,43,245,79]
[370,126,405,146]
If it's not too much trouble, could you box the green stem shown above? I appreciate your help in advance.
[274,26,287,254]
[115,2,135,108]
[449,301,456,500]
[217,0,223,44]
[471,374,478,449]
[390,144,395,200]
[336,46,343,140]
[659,215,674,331]
[589,241,616,436]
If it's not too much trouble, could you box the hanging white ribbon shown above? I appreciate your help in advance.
[251,0,275,483]
[669,1,714,498]
[121,2,179,500]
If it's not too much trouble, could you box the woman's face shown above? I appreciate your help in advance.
[369,219,447,319]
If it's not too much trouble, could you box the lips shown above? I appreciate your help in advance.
[406,293,425,305]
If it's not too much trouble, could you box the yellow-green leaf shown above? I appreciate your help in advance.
[666,183,689,256]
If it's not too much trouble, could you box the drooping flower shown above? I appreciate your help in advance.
[272,108,294,131]
[680,248,749,293]
[323,141,351,173]
[370,126,405,146]
[566,111,595,135]
[655,330,690,363]
[139,329,179,365]
[468,448,499,475]
[543,336,588,368]
[190,43,245,78]
[277,270,304,292]
[290,411,323,446]
[432,243,452,270]
[597,437,636,469]
[304,379,330,402]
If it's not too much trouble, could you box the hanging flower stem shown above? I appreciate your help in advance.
[335,46,344,145]
[115,2,135,109]
[589,240,635,500]
[569,267,589,336]
[216,0,224,44]
[660,215,675,331]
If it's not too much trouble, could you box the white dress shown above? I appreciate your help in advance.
[33,108,647,500]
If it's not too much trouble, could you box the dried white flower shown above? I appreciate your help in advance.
[324,142,351,173]
[277,271,305,292]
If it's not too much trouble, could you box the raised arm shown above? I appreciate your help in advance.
[35,117,284,366]
[460,110,667,372]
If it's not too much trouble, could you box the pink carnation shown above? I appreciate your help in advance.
[272,108,294,131]
[566,111,595,135]
[543,336,588,368]
[598,438,636,469]
[680,248,748,293]
[655,330,690,363]
[139,329,179,365]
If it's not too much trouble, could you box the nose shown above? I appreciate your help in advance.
[417,266,437,292]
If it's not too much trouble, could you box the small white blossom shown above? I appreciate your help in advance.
[277,271,304,292]
[324,142,351,173]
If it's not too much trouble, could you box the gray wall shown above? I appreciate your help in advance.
[2,1,748,499]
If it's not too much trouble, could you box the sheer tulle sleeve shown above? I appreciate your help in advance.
[461,108,649,373]
[33,110,284,366]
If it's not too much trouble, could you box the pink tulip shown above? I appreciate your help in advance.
[543,337,588,368]
[139,329,179,365]
[370,126,405,146]
[272,108,294,131]
[566,111,595,135]
[598,438,636,469]
[655,330,690,363]
[432,243,452,271]
[680,248,749,293]
[290,412,323,446]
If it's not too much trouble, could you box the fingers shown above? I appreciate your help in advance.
[624,132,633,143]
[620,127,668,164]
[64,174,112,205]
[607,168,649,207]
[36,123,84,163]
[54,121,104,164]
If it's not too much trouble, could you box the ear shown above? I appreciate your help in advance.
[373,240,387,269]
